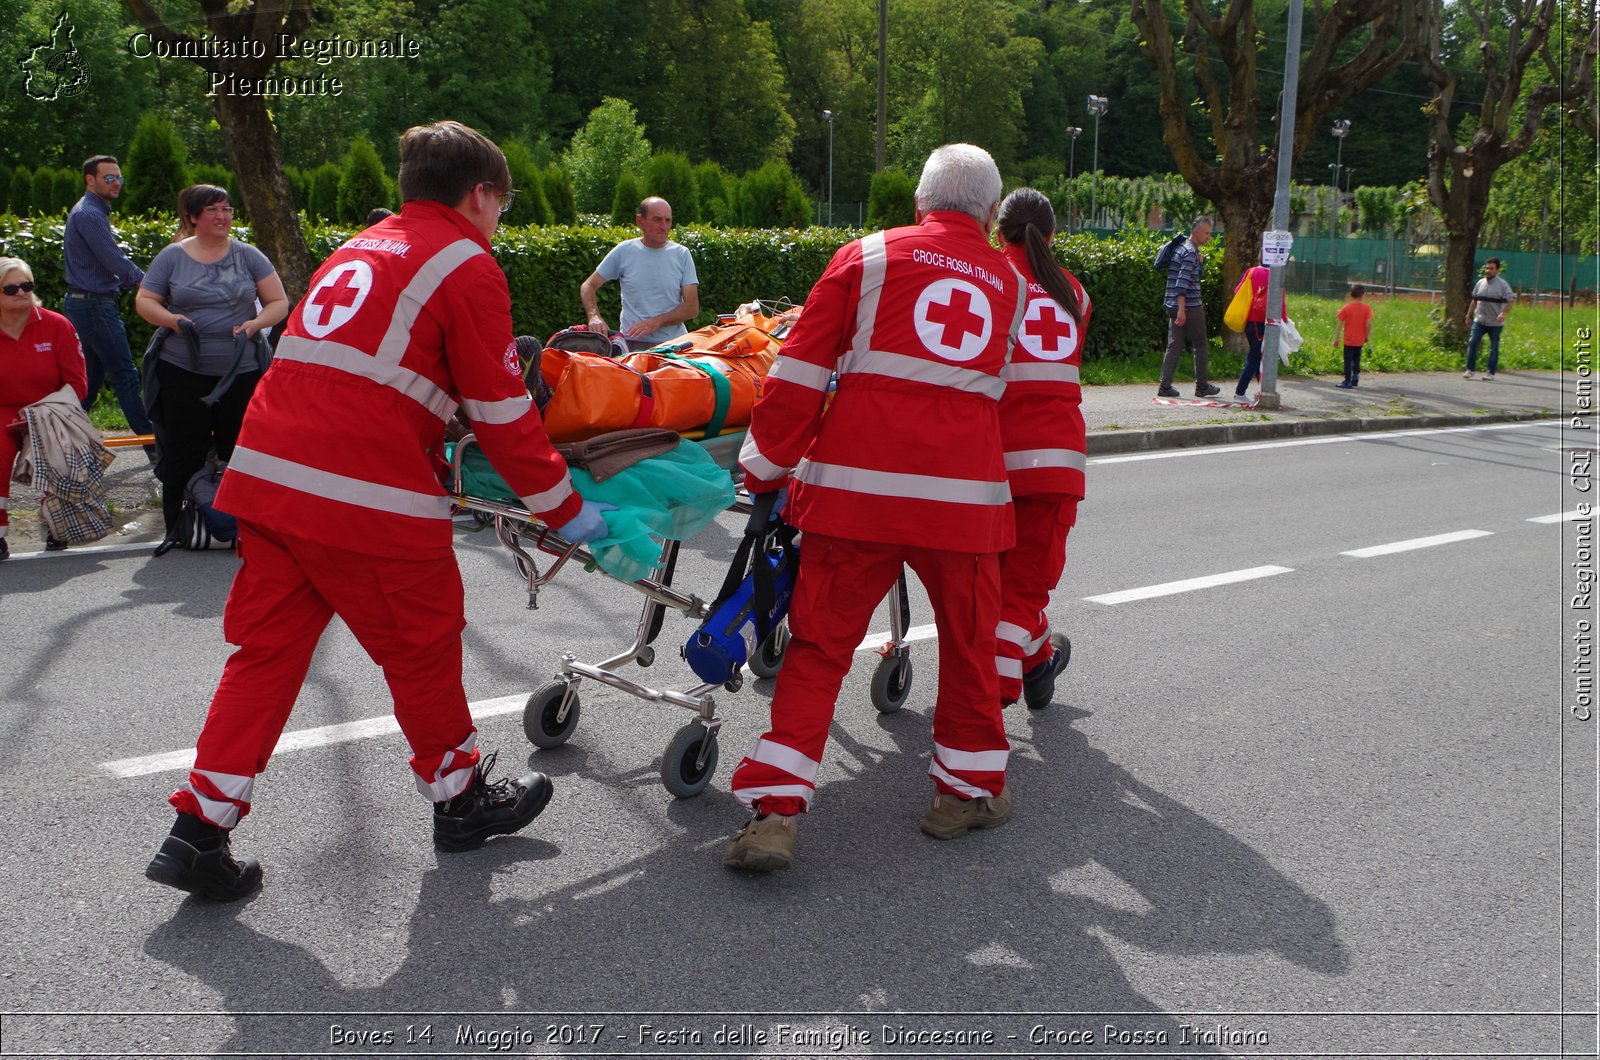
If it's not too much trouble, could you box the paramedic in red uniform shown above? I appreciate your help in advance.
[146,121,612,902]
[723,144,1026,872]
[992,187,1091,711]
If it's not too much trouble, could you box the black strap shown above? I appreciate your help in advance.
[708,491,794,646]
[202,329,264,407]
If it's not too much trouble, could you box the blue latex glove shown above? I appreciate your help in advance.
[556,500,616,544]
[770,486,788,523]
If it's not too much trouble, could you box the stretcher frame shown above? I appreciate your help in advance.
[447,430,916,798]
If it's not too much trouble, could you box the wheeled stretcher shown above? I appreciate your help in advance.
[448,430,918,798]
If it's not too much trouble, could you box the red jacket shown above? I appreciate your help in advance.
[739,211,1025,553]
[218,201,580,559]
[998,244,1090,499]
[0,307,87,412]
[1235,265,1288,323]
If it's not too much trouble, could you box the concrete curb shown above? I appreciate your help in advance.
[1086,409,1560,456]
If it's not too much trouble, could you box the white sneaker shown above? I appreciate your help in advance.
[1234,392,1253,405]
[1463,370,1477,380]
[1482,373,1495,382]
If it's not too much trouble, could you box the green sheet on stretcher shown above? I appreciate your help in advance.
[450,435,738,583]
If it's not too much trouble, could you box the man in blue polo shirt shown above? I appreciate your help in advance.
[63,154,154,443]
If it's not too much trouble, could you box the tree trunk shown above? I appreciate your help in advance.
[1440,229,1479,349]
[1214,164,1276,353]
[211,91,314,303]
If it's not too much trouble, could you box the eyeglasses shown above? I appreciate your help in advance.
[202,204,235,214]
[99,174,124,184]
[480,182,516,215]
[1,281,35,295]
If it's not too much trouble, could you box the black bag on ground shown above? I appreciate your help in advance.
[173,456,237,550]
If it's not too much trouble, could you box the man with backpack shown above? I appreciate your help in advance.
[1156,216,1219,399]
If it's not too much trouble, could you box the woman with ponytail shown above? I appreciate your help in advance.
[992,186,1091,710]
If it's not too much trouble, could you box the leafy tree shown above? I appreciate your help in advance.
[337,135,390,224]
[1128,0,1433,301]
[541,165,578,224]
[1419,0,1597,342]
[124,0,315,298]
[123,113,190,215]
[645,153,698,222]
[737,161,811,228]
[0,163,10,214]
[309,163,343,223]
[8,168,33,217]
[692,162,736,226]
[866,167,916,230]
[408,0,554,144]
[611,172,643,226]
[562,97,653,214]
[638,0,796,167]
[284,166,312,215]
[502,140,553,226]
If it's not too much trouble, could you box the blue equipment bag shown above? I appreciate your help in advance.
[683,490,797,684]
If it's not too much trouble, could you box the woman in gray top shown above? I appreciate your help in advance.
[136,184,289,553]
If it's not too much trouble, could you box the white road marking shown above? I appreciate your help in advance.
[1528,510,1589,524]
[4,540,164,561]
[855,623,938,651]
[1089,419,1554,465]
[1083,565,1294,605]
[101,693,527,778]
[1340,529,1494,558]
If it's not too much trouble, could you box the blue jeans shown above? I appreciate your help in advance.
[1465,322,1503,375]
[62,293,153,434]
[1236,320,1265,395]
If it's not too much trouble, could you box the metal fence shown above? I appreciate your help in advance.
[1277,235,1597,302]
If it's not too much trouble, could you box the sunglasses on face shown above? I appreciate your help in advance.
[99,174,124,184]
[2,281,35,296]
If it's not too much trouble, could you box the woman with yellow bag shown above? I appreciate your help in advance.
[1224,262,1287,405]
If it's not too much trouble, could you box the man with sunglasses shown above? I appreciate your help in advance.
[62,155,155,448]
[146,121,611,902]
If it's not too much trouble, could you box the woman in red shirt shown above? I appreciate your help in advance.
[992,187,1092,709]
[1230,263,1288,404]
[0,257,88,559]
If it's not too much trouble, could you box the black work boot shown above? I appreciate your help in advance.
[433,752,553,852]
[1021,633,1071,711]
[146,813,263,902]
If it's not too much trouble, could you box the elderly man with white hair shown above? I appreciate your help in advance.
[723,143,1027,872]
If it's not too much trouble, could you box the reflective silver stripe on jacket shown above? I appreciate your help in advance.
[996,655,1023,680]
[230,446,454,519]
[795,460,1011,507]
[847,232,888,358]
[739,433,790,483]
[768,356,833,392]
[838,347,1005,400]
[460,393,534,426]
[1003,448,1087,474]
[1002,362,1080,385]
[274,335,460,423]
[521,477,575,515]
[274,238,488,420]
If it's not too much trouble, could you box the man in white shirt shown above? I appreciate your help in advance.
[1463,257,1515,381]
[580,197,699,347]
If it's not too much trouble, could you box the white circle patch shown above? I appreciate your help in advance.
[301,260,373,338]
[913,278,992,362]
[1018,295,1079,361]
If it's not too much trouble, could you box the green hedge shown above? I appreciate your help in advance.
[0,212,1221,367]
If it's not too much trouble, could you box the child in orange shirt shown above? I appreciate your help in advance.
[1334,284,1374,388]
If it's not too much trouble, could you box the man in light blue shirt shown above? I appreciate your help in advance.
[580,196,699,347]
[62,154,154,439]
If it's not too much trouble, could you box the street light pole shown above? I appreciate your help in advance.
[1330,119,1350,267]
[1066,125,1082,232]
[822,109,835,227]
[1086,95,1108,229]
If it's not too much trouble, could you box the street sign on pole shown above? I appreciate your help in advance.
[1262,230,1294,268]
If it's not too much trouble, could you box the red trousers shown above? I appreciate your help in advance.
[729,533,1008,813]
[996,494,1079,703]
[0,410,22,535]
[169,521,480,828]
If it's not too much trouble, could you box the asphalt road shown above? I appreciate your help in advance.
[0,418,1591,1059]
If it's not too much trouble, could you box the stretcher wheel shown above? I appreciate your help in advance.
[870,654,913,714]
[524,681,580,749]
[660,723,718,799]
[747,623,789,679]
